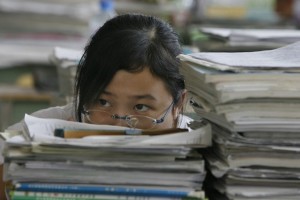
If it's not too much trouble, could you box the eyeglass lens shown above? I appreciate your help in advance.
[85,110,156,129]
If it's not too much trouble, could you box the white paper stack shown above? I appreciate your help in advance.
[49,47,83,103]
[178,41,300,200]
[197,27,300,52]
[0,0,96,68]
[1,114,211,200]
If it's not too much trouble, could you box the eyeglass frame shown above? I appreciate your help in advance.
[82,101,174,129]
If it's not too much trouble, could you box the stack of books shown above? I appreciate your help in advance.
[1,114,211,200]
[194,27,300,52]
[0,0,97,68]
[178,41,300,200]
[49,47,83,104]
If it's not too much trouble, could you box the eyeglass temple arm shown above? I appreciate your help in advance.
[155,102,174,124]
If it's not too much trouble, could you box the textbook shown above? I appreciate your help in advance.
[178,41,300,72]
[178,41,300,200]
[199,27,300,49]
[19,114,211,147]
[14,183,205,198]
[178,64,300,105]
[10,191,207,200]
[178,41,300,133]
[54,127,189,138]
[2,114,211,200]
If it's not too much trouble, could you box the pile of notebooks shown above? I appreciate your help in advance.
[178,41,300,200]
[1,114,211,200]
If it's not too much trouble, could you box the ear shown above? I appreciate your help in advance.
[173,89,187,119]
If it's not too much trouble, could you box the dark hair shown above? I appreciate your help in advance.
[74,13,185,122]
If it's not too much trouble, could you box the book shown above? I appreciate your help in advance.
[178,41,300,72]
[199,27,300,49]
[14,183,205,199]
[11,191,206,200]
[10,191,205,200]
[178,41,300,200]
[178,41,300,133]
[54,127,189,138]
[17,114,211,147]
[2,114,210,200]
[179,63,300,104]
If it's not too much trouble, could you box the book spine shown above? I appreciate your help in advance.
[15,183,203,198]
[11,191,201,200]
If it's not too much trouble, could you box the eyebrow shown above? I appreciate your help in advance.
[101,91,157,101]
[132,94,157,101]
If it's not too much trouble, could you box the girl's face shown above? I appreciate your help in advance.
[85,67,183,130]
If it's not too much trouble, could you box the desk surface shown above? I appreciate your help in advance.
[0,85,54,131]
[0,85,52,101]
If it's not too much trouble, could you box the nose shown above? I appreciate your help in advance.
[109,106,131,127]
[109,113,130,127]
[110,117,130,127]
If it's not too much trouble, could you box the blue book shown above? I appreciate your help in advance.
[15,183,204,199]
[11,191,206,200]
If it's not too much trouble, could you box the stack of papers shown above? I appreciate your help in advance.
[196,27,300,52]
[49,47,83,103]
[0,0,96,68]
[1,114,211,200]
[178,41,300,200]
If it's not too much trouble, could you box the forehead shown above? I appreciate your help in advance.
[103,68,172,101]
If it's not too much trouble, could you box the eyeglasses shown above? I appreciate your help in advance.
[83,102,174,129]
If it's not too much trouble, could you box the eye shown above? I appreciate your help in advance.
[134,104,150,112]
[98,99,111,108]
